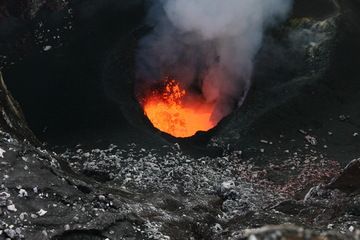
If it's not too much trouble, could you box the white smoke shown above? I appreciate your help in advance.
[136,0,293,121]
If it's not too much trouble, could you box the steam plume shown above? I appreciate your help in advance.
[136,0,293,121]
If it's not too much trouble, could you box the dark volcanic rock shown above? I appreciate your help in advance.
[292,0,338,19]
[0,133,147,239]
[0,73,38,144]
[0,0,71,69]
[328,159,360,193]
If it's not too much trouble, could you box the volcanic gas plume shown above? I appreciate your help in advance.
[136,0,293,137]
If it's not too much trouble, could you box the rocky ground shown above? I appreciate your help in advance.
[1,126,360,239]
[0,0,360,239]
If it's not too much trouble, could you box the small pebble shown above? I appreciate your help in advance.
[37,209,47,217]
[7,204,17,212]
[64,224,70,231]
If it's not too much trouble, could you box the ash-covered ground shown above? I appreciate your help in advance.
[1,129,360,239]
[0,0,360,239]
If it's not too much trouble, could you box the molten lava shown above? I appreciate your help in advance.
[142,78,217,138]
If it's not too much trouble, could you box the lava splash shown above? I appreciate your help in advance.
[141,78,217,138]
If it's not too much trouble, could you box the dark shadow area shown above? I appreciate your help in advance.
[292,0,338,19]
[3,1,146,148]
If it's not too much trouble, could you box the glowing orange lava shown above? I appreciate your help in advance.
[142,78,216,138]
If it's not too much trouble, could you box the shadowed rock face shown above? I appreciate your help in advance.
[328,159,360,193]
[0,0,68,60]
[0,73,37,144]
[0,0,360,240]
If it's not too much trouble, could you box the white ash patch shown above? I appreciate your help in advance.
[37,209,47,217]
[0,148,6,158]
[144,221,170,240]
[63,144,251,195]
[43,45,52,51]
